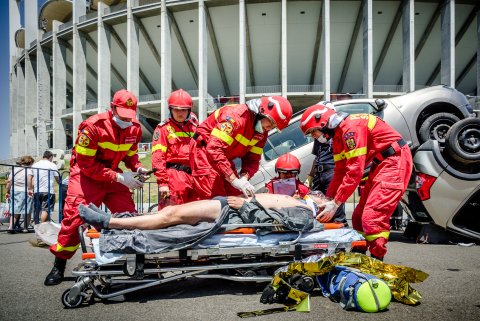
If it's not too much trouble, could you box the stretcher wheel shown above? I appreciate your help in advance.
[61,289,83,308]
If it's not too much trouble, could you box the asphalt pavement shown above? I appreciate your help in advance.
[0,227,479,321]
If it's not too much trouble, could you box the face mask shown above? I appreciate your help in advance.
[317,135,328,144]
[113,115,133,129]
[254,119,264,133]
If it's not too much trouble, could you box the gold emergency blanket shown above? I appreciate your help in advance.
[271,252,428,308]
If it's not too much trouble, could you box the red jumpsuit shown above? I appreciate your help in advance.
[265,178,310,198]
[326,114,412,258]
[190,104,267,199]
[50,110,142,260]
[151,118,196,207]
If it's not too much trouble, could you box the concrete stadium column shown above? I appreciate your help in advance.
[9,0,21,158]
[440,0,455,87]
[24,0,37,155]
[322,0,331,101]
[9,69,18,158]
[52,20,67,151]
[476,8,479,96]
[72,0,87,143]
[363,0,373,98]
[127,0,140,98]
[161,0,172,120]
[198,0,208,121]
[239,0,246,104]
[281,0,287,96]
[97,1,111,112]
[36,29,51,154]
[17,63,26,156]
[402,0,415,92]
[9,0,20,73]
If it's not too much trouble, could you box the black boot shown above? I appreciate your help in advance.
[44,258,67,286]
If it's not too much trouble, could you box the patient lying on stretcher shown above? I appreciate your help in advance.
[79,193,330,231]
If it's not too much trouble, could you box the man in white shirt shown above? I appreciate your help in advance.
[28,150,60,223]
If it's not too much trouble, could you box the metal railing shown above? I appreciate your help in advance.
[29,40,37,49]
[42,31,52,40]
[246,85,282,94]
[139,94,161,102]
[79,11,98,24]
[104,2,128,15]
[373,85,404,93]
[0,163,68,232]
[138,0,161,6]
[62,108,73,115]
[58,21,72,32]
[287,85,323,92]
[83,102,98,110]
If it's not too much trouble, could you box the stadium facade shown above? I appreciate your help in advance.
[8,0,480,159]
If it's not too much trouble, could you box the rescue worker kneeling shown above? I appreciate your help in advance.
[44,90,150,286]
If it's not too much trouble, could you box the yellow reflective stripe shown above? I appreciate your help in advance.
[249,146,263,155]
[367,115,377,130]
[235,134,251,147]
[55,243,80,252]
[214,108,221,119]
[333,152,345,162]
[212,128,234,145]
[75,145,97,156]
[344,146,367,159]
[98,142,133,152]
[364,231,390,242]
[249,138,259,146]
[152,144,167,153]
[167,132,194,139]
[126,149,137,156]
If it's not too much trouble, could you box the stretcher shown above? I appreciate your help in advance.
[61,223,366,308]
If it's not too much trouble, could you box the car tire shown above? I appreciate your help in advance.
[419,113,460,144]
[444,118,480,164]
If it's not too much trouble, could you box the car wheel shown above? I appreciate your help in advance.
[444,118,480,164]
[419,113,460,144]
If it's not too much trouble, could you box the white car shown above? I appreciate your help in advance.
[249,85,475,192]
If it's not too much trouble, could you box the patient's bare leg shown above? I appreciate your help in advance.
[108,199,222,230]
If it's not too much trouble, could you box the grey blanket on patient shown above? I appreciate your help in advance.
[100,199,321,254]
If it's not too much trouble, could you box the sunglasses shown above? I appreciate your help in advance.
[277,170,299,174]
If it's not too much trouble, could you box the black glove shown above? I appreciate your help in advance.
[260,284,291,304]
[260,285,277,304]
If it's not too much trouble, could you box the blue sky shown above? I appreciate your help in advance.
[1,1,46,160]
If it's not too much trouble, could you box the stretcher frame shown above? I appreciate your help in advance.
[61,224,366,308]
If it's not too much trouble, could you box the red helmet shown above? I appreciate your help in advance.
[300,103,336,134]
[168,89,193,109]
[259,96,293,131]
[275,153,301,173]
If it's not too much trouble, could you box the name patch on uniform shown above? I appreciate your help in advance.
[125,136,137,144]
[78,134,90,147]
[153,130,160,141]
[219,122,234,135]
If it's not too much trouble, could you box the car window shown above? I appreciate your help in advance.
[334,103,376,115]
[263,120,314,161]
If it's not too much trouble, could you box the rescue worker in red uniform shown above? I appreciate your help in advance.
[265,153,309,199]
[191,96,293,199]
[300,103,412,260]
[44,90,150,286]
[152,89,197,207]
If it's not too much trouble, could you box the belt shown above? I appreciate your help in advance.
[316,164,335,172]
[166,162,192,174]
[372,138,407,165]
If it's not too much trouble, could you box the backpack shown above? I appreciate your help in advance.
[317,266,392,312]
